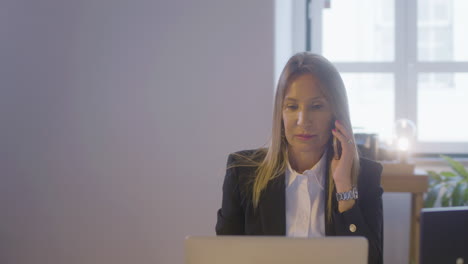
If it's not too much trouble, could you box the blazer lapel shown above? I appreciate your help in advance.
[257,173,286,235]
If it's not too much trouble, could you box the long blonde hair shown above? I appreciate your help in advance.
[237,52,360,223]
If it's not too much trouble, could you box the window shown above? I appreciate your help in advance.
[306,0,468,154]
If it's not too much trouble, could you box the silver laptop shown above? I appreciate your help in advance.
[185,236,368,264]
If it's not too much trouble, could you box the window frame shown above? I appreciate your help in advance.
[306,0,468,155]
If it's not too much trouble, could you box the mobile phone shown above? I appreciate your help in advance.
[333,123,342,160]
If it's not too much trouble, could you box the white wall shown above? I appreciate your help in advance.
[1,1,424,264]
[0,1,274,263]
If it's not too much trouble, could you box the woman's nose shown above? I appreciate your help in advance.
[297,111,311,127]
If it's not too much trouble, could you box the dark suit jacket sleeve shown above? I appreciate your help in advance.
[215,153,245,235]
[332,161,384,264]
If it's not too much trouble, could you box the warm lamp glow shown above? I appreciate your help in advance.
[397,137,410,151]
[394,119,417,163]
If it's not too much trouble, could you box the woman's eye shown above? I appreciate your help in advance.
[309,104,323,110]
[285,105,298,110]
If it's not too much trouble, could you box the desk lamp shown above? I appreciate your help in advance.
[394,119,417,163]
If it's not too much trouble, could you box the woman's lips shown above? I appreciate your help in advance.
[295,134,317,140]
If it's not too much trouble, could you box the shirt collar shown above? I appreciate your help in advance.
[285,149,328,190]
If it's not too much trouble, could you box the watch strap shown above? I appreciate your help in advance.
[336,186,358,201]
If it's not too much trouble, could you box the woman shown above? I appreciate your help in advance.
[215,52,383,264]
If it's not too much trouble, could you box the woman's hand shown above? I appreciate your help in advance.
[330,120,356,201]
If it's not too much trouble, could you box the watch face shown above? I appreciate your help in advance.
[353,188,359,199]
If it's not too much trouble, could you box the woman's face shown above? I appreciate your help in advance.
[282,74,334,154]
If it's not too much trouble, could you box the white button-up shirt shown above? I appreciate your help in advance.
[285,151,327,238]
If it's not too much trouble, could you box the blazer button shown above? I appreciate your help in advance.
[349,224,357,233]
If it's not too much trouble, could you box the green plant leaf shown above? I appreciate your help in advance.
[452,183,463,206]
[427,170,442,182]
[441,155,468,179]
[426,158,468,207]
[464,185,468,205]
[441,194,451,207]
[440,171,457,177]
[428,176,439,187]
[424,184,440,208]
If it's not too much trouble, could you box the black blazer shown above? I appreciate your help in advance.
[216,149,384,264]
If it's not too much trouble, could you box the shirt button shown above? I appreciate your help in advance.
[349,224,357,233]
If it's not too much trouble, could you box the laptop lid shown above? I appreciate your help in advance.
[420,206,468,264]
[185,236,368,264]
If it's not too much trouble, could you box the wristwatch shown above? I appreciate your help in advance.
[336,186,358,201]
